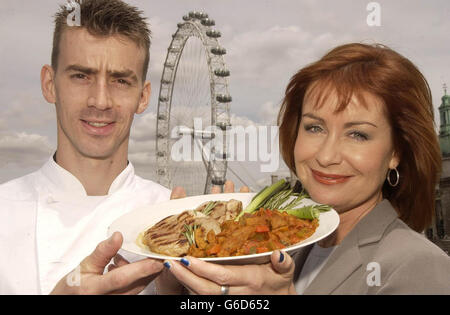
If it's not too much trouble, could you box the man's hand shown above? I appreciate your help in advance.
[170,186,187,199]
[170,180,250,199]
[211,180,250,194]
[50,232,163,295]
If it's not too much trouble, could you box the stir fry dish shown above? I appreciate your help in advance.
[187,208,318,257]
[138,179,331,258]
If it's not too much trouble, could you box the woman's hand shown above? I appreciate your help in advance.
[163,250,297,295]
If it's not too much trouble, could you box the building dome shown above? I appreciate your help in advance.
[439,84,450,156]
[442,94,450,107]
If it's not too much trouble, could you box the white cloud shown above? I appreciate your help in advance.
[0,132,53,168]
[0,118,6,131]
[225,25,310,81]
[225,25,352,87]
[131,111,158,142]
[259,101,280,125]
[229,113,258,127]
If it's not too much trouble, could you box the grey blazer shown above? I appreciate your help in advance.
[292,200,450,294]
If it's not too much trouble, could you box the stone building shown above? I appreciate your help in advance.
[427,86,450,255]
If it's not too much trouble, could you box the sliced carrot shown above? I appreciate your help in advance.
[272,226,289,233]
[273,240,286,249]
[255,225,270,233]
[290,235,301,244]
[207,244,221,255]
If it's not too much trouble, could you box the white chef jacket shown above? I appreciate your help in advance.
[0,155,171,294]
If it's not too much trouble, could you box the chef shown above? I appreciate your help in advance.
[0,0,173,294]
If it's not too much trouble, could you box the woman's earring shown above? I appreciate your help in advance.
[387,167,400,187]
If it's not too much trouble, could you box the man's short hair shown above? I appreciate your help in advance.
[52,0,151,82]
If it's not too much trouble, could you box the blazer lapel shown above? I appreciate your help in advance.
[303,228,362,294]
[302,200,398,294]
[292,245,314,281]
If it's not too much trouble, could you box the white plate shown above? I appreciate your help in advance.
[107,193,339,265]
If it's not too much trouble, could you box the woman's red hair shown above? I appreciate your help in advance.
[278,43,441,232]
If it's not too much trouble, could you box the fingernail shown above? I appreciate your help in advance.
[279,251,285,263]
[180,258,190,267]
[163,261,171,269]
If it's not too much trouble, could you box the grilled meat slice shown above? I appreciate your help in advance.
[142,210,197,257]
[195,199,243,224]
[141,199,243,257]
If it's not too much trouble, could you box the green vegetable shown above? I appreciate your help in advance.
[235,179,289,221]
[250,185,267,202]
[202,201,218,216]
[285,204,332,220]
[278,190,309,210]
[262,189,293,210]
[234,178,332,221]
[182,224,198,246]
[286,206,320,220]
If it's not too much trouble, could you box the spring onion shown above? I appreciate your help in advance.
[278,191,309,210]
[235,179,289,221]
[235,179,331,220]
[285,204,331,219]
[286,206,320,220]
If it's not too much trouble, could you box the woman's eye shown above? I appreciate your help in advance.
[304,124,323,133]
[349,131,369,141]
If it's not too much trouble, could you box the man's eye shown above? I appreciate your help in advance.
[117,79,130,86]
[71,73,87,80]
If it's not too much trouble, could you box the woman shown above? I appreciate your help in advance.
[157,43,450,294]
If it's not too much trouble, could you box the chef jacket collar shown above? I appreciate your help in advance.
[39,153,135,198]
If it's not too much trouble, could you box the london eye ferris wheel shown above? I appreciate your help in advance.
[156,11,232,195]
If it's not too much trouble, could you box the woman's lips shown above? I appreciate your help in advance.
[311,169,352,185]
[81,119,115,136]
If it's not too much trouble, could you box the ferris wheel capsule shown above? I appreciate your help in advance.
[201,18,215,26]
[206,30,221,38]
[216,94,232,103]
[211,46,226,55]
[214,68,230,77]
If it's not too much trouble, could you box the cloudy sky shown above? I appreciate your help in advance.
[1,0,449,191]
